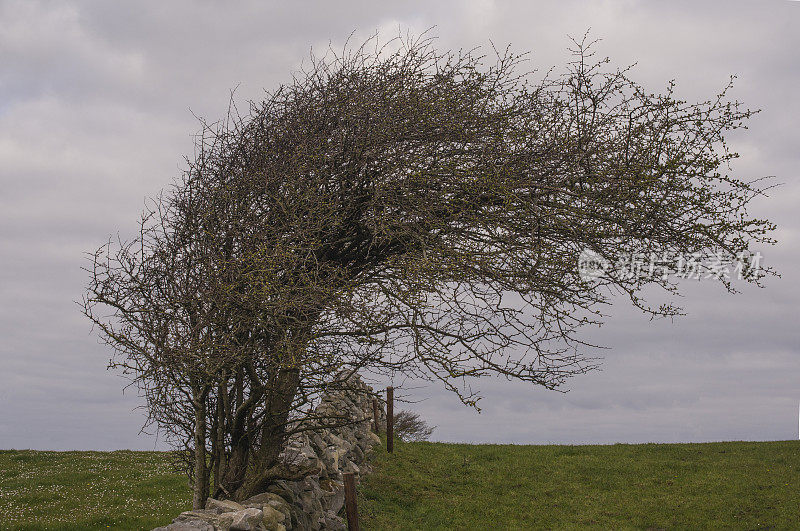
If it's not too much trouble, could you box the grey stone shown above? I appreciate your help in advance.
[267,481,296,505]
[206,497,246,513]
[321,512,346,531]
[340,456,360,475]
[350,442,365,462]
[241,492,289,514]
[227,508,263,530]
[173,510,223,524]
[319,478,345,514]
[159,518,216,531]
[260,505,286,529]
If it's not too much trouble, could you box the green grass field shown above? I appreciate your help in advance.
[0,450,189,530]
[359,440,800,530]
[1,441,798,530]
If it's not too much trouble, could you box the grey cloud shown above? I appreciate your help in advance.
[0,0,797,450]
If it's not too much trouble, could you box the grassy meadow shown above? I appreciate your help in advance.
[0,450,189,530]
[1,440,798,529]
[359,440,800,529]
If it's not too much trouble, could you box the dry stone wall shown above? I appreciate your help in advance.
[154,375,386,531]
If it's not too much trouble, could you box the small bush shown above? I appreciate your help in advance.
[393,410,435,441]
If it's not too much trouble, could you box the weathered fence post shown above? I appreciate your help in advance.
[372,397,380,433]
[343,472,360,531]
[386,386,394,453]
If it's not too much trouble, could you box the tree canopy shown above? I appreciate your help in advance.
[83,33,775,508]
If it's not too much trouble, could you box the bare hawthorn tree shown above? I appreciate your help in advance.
[83,32,775,508]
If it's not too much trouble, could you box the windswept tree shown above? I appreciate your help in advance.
[84,33,775,508]
[393,410,436,442]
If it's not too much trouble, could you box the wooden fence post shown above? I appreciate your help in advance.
[343,472,360,531]
[386,386,394,453]
[372,397,379,433]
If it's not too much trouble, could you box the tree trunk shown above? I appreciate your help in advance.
[192,394,209,510]
[219,432,249,498]
[232,367,300,501]
[212,376,226,492]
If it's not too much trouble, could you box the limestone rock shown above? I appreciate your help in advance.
[319,478,345,514]
[206,498,246,513]
[155,521,215,531]
[367,431,381,446]
[321,512,346,531]
[227,508,263,530]
[260,505,286,529]
[159,512,218,530]
[241,492,288,512]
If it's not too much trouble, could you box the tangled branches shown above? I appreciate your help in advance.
[83,32,775,508]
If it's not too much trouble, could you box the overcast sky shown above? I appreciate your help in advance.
[1,0,798,450]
